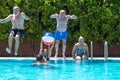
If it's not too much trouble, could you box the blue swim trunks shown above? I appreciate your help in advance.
[55,30,68,40]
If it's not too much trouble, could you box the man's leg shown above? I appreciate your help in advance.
[6,33,14,54]
[54,40,59,58]
[14,34,20,56]
[62,39,66,59]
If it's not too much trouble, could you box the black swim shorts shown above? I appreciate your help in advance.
[10,29,25,38]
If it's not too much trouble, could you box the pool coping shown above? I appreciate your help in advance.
[0,57,120,60]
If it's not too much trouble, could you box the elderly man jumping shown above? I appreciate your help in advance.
[0,6,30,56]
[50,10,77,59]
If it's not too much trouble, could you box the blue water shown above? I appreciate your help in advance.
[0,59,120,80]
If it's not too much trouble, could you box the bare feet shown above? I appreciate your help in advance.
[63,56,66,60]
[6,47,11,54]
[62,53,66,60]
[14,52,18,56]
[54,53,58,59]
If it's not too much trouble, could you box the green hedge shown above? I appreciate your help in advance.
[0,0,120,46]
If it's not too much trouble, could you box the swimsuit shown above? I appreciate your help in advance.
[10,29,24,38]
[75,47,86,56]
[55,30,68,40]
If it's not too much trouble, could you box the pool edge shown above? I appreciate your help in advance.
[0,57,120,60]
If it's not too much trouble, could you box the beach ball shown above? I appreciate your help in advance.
[42,32,55,45]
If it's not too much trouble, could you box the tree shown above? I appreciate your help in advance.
[0,0,120,46]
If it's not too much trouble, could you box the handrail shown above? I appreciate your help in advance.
[90,41,93,60]
[104,41,108,60]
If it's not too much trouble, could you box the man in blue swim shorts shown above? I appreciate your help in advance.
[0,6,29,56]
[55,30,68,40]
[51,10,77,59]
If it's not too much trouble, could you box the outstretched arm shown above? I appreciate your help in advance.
[21,12,30,20]
[50,14,58,18]
[0,14,12,23]
[67,15,77,19]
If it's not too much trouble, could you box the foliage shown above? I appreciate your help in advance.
[0,0,120,46]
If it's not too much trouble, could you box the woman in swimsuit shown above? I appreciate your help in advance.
[72,36,89,60]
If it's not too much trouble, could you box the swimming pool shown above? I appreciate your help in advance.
[0,58,120,80]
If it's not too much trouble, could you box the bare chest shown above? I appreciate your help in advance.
[57,18,68,24]
[11,16,23,23]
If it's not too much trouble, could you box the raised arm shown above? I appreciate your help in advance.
[50,14,58,18]
[67,15,77,19]
[48,42,54,58]
[0,14,12,23]
[39,39,43,54]
[21,12,30,20]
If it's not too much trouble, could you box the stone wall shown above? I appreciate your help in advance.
[0,41,120,57]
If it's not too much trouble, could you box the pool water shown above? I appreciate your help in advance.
[0,59,120,80]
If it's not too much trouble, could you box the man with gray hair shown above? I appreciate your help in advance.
[50,10,77,59]
[0,6,30,56]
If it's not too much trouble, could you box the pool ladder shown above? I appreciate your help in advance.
[90,41,108,60]
[104,41,108,60]
[90,41,93,60]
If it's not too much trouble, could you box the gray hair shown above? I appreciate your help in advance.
[78,36,84,41]
[13,6,20,10]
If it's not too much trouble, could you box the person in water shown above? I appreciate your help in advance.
[34,39,54,65]
[72,36,89,60]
